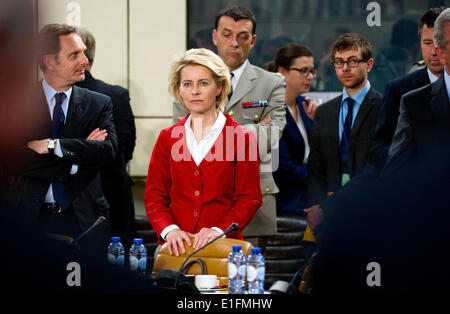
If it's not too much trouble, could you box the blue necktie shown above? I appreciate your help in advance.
[51,93,71,210]
[340,98,354,174]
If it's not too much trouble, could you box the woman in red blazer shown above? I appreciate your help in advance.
[145,48,262,256]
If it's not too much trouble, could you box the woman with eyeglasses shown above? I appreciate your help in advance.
[266,43,319,216]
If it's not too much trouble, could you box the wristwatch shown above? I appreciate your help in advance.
[48,138,56,152]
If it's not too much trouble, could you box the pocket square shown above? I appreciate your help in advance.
[242,100,268,108]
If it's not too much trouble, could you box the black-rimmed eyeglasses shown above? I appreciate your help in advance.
[332,58,368,68]
[289,67,317,77]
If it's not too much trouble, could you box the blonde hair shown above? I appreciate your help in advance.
[169,48,231,112]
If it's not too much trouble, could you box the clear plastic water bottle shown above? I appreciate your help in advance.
[247,247,265,294]
[129,238,147,277]
[228,245,246,294]
[106,236,125,267]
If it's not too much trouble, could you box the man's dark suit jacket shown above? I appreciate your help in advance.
[77,71,137,242]
[77,71,136,162]
[7,84,117,235]
[313,144,450,295]
[386,72,450,170]
[307,87,383,205]
[273,95,313,215]
[369,67,430,171]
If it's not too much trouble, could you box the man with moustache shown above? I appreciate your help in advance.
[305,33,382,232]
[173,5,286,250]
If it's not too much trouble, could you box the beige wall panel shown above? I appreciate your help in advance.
[129,118,173,177]
[39,0,187,177]
[129,0,186,117]
[37,0,128,88]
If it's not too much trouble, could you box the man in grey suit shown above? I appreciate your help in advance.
[173,5,286,249]
[305,33,382,233]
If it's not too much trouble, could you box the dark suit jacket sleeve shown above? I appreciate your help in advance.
[307,107,327,205]
[277,135,308,183]
[11,147,72,182]
[384,95,414,172]
[59,96,117,166]
[114,88,135,163]
[368,81,398,171]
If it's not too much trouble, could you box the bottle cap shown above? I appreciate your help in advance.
[232,245,242,251]
[111,236,120,242]
[251,247,261,254]
[133,238,143,244]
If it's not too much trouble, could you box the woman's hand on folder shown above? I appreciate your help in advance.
[166,229,194,256]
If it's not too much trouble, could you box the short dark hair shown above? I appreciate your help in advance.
[38,23,78,72]
[418,6,446,38]
[331,33,372,61]
[266,43,313,72]
[214,4,256,35]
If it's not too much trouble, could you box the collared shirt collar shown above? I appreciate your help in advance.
[184,110,226,166]
[427,67,439,84]
[338,80,371,142]
[341,80,371,105]
[42,79,72,106]
[42,79,72,121]
[185,110,226,137]
[230,59,248,88]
